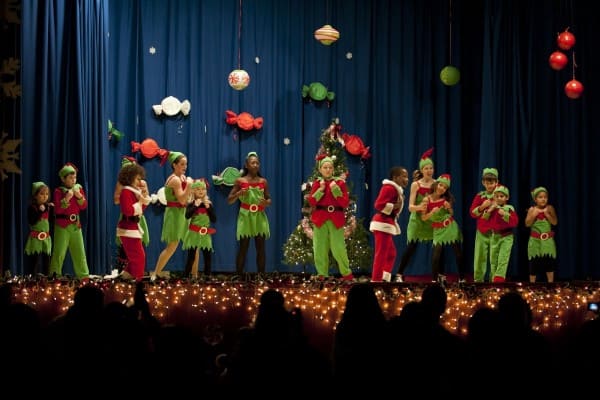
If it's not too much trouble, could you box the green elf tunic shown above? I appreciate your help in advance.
[406,183,434,243]
[25,204,52,256]
[528,214,556,259]
[427,198,462,245]
[161,179,189,243]
[236,182,270,240]
[182,204,215,251]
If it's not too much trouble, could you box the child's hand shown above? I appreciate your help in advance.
[194,198,202,207]
[39,204,46,212]
[481,199,492,209]
[329,181,338,190]
[319,180,326,191]
[65,190,74,201]
[443,201,451,210]
[204,199,212,208]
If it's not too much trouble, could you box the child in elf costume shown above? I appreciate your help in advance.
[481,184,519,282]
[469,167,499,282]
[308,155,353,280]
[24,181,53,276]
[48,163,89,279]
[227,151,271,274]
[151,150,193,281]
[525,187,558,283]
[421,174,465,283]
[369,166,409,282]
[183,178,216,279]
[395,148,435,282]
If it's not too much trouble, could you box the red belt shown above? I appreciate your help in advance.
[30,231,50,240]
[167,201,186,208]
[431,216,454,228]
[189,225,216,235]
[241,203,264,212]
[531,231,554,240]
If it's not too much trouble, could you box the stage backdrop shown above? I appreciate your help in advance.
[6,0,599,280]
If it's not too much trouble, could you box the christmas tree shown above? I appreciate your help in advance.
[282,118,373,275]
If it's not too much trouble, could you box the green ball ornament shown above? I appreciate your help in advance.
[440,65,460,86]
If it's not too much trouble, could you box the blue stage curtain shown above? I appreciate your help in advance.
[18,0,110,276]
[9,0,600,280]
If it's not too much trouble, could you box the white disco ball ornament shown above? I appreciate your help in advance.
[228,69,250,90]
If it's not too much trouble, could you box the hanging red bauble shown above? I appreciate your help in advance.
[564,79,584,99]
[557,29,576,51]
[548,51,568,70]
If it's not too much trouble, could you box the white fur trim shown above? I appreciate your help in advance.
[369,220,401,235]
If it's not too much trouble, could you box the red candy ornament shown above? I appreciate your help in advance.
[548,51,568,70]
[557,29,576,51]
[564,79,584,99]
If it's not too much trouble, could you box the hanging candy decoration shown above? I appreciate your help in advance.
[548,51,568,71]
[440,0,460,86]
[564,79,584,99]
[314,24,340,45]
[440,65,460,86]
[314,0,339,45]
[131,138,169,164]
[228,69,250,90]
[225,110,264,131]
[108,120,124,142]
[557,28,576,51]
[228,0,250,91]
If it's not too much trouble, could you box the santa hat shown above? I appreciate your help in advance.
[531,186,548,200]
[419,148,434,169]
[31,181,47,195]
[59,163,78,178]
[436,173,451,188]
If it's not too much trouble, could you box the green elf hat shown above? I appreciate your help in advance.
[191,178,208,189]
[494,184,509,197]
[59,163,77,179]
[121,156,137,168]
[436,173,451,188]
[167,151,184,165]
[419,147,434,169]
[315,153,333,168]
[31,181,47,195]
[531,186,548,200]
[482,167,498,179]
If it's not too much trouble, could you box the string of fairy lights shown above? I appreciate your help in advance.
[9,278,600,336]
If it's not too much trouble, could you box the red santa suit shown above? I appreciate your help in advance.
[116,186,149,280]
[369,179,404,281]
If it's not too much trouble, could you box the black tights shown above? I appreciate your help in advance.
[431,243,465,280]
[24,253,50,276]
[184,248,212,276]
[236,236,266,273]
[397,241,419,275]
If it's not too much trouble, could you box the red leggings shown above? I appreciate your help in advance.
[120,236,145,281]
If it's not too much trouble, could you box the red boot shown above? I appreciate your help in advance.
[492,276,506,283]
